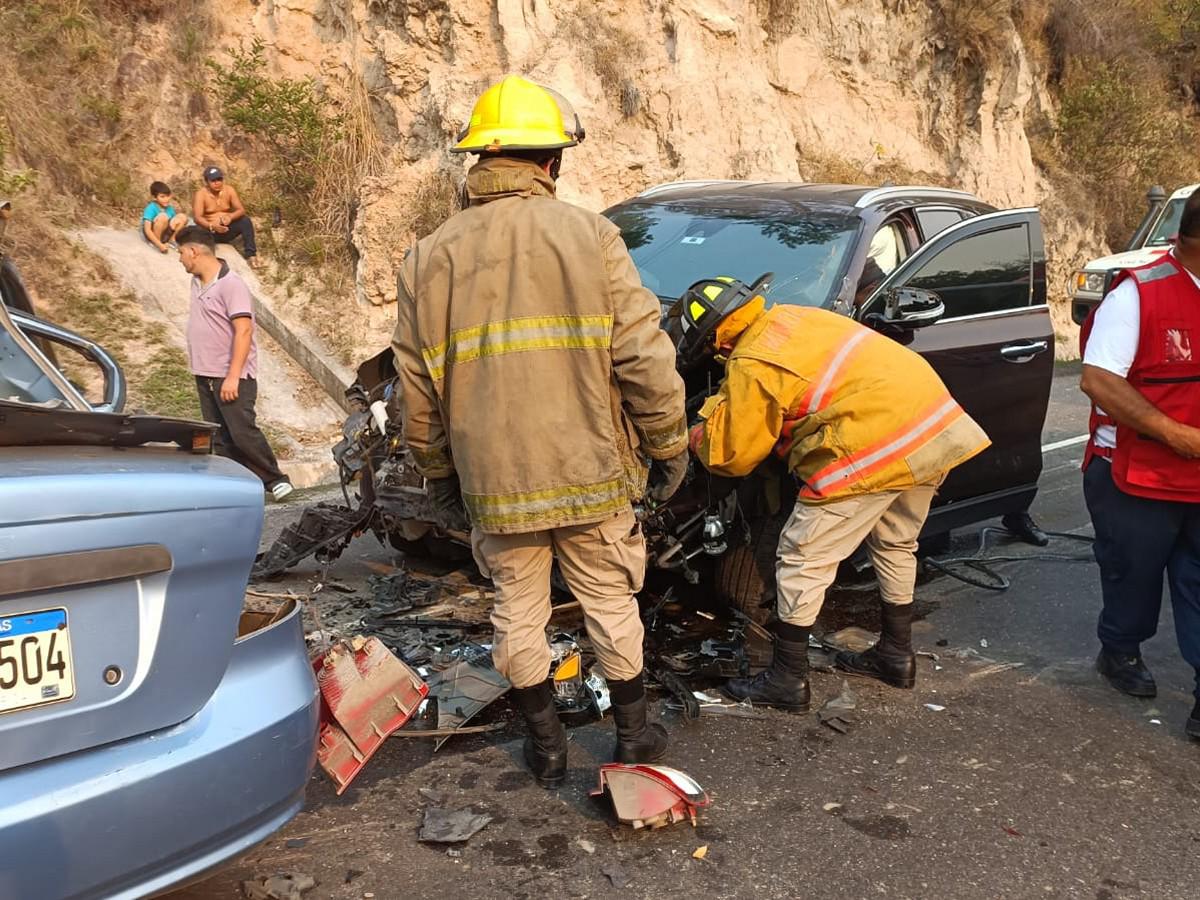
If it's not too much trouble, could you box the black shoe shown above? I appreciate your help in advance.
[609,673,668,764]
[1096,649,1157,698]
[1187,700,1200,741]
[510,681,567,787]
[1002,511,1049,547]
[836,602,917,689]
[724,629,811,712]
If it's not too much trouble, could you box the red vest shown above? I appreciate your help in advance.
[1080,254,1200,500]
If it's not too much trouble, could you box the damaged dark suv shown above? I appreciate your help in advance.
[268,182,1053,620]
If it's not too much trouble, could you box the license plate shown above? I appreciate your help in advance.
[0,608,75,715]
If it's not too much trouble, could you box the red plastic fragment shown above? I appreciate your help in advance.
[314,637,428,794]
[591,763,712,829]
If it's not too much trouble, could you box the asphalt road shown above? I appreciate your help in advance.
[172,365,1200,900]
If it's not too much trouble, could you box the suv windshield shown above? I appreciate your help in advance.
[1146,197,1186,246]
[606,200,861,308]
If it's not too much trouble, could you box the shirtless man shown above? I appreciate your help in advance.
[192,166,262,270]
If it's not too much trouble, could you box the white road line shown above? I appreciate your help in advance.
[1041,434,1090,453]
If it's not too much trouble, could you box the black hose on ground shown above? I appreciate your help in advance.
[923,526,1095,592]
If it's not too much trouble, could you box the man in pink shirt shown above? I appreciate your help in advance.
[177,225,293,501]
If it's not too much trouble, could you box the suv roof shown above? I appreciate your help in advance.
[630,180,985,211]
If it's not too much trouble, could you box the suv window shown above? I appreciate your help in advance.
[904,224,1031,318]
[915,208,963,241]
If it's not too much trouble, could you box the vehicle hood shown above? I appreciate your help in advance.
[1082,246,1170,272]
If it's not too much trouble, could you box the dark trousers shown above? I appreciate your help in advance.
[214,217,257,258]
[1083,457,1200,699]
[195,376,286,488]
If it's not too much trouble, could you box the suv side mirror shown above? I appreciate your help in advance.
[873,287,945,330]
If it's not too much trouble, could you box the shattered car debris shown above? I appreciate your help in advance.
[592,764,712,829]
[316,637,428,794]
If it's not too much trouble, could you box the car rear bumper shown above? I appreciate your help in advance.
[0,599,319,900]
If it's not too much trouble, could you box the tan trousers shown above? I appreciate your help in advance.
[776,483,940,627]
[471,507,647,689]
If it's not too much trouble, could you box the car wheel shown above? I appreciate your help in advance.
[715,510,788,625]
[386,530,473,562]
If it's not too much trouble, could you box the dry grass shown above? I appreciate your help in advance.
[312,73,387,247]
[561,7,646,116]
[754,0,803,42]
[797,146,949,189]
[932,0,1018,69]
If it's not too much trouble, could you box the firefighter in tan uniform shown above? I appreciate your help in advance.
[683,278,991,711]
[391,77,688,786]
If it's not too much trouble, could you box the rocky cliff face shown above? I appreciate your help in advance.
[211,0,1100,352]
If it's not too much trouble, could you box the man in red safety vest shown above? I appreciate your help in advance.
[1080,187,1200,741]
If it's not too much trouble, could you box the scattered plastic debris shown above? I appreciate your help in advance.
[1150,718,1163,726]
[821,626,878,654]
[602,862,631,888]
[316,637,429,794]
[576,838,596,855]
[418,807,493,843]
[1002,825,1023,838]
[240,874,315,900]
[693,845,709,860]
[424,645,511,751]
[592,764,712,829]
[823,802,843,812]
[924,703,946,712]
[980,638,989,649]
[673,690,758,718]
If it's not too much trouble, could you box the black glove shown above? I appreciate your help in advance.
[427,476,470,532]
[647,449,690,504]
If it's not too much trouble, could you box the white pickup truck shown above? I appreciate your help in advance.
[1069,183,1197,326]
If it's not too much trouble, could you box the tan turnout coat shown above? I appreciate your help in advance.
[392,157,687,534]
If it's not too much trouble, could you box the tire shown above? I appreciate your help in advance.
[387,530,473,562]
[715,510,788,625]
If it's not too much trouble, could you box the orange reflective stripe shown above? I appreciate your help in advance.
[796,329,871,415]
[800,396,961,498]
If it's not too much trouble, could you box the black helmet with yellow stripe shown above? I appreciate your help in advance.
[665,273,773,372]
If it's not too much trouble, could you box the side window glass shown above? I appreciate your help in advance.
[915,208,964,241]
[904,224,1031,318]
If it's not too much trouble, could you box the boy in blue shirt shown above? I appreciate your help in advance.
[141,181,189,253]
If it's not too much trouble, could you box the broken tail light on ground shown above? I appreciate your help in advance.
[591,763,712,829]
[315,636,428,794]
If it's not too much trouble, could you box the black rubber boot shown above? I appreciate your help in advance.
[510,681,567,788]
[1002,511,1050,547]
[1096,648,1157,698]
[609,673,669,764]
[1187,699,1200,741]
[836,602,917,689]
[723,623,811,712]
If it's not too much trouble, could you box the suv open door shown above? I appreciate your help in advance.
[857,208,1052,532]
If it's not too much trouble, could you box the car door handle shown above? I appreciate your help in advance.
[1000,341,1049,362]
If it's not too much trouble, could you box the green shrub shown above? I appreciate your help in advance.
[1057,60,1195,245]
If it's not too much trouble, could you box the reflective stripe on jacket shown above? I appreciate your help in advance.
[391,157,686,534]
[691,306,990,501]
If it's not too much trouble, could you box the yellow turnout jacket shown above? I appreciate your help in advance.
[392,157,686,534]
[691,305,990,501]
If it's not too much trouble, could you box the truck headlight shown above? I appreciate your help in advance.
[1073,270,1106,294]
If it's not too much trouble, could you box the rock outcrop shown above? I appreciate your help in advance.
[201,0,1105,352]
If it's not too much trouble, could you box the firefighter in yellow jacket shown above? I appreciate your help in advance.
[391,77,688,786]
[684,278,990,711]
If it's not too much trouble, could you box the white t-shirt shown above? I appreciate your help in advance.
[1083,251,1200,448]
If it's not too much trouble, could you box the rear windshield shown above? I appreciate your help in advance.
[1146,197,1186,246]
[606,201,860,308]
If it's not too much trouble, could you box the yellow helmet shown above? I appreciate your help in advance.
[452,75,581,154]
